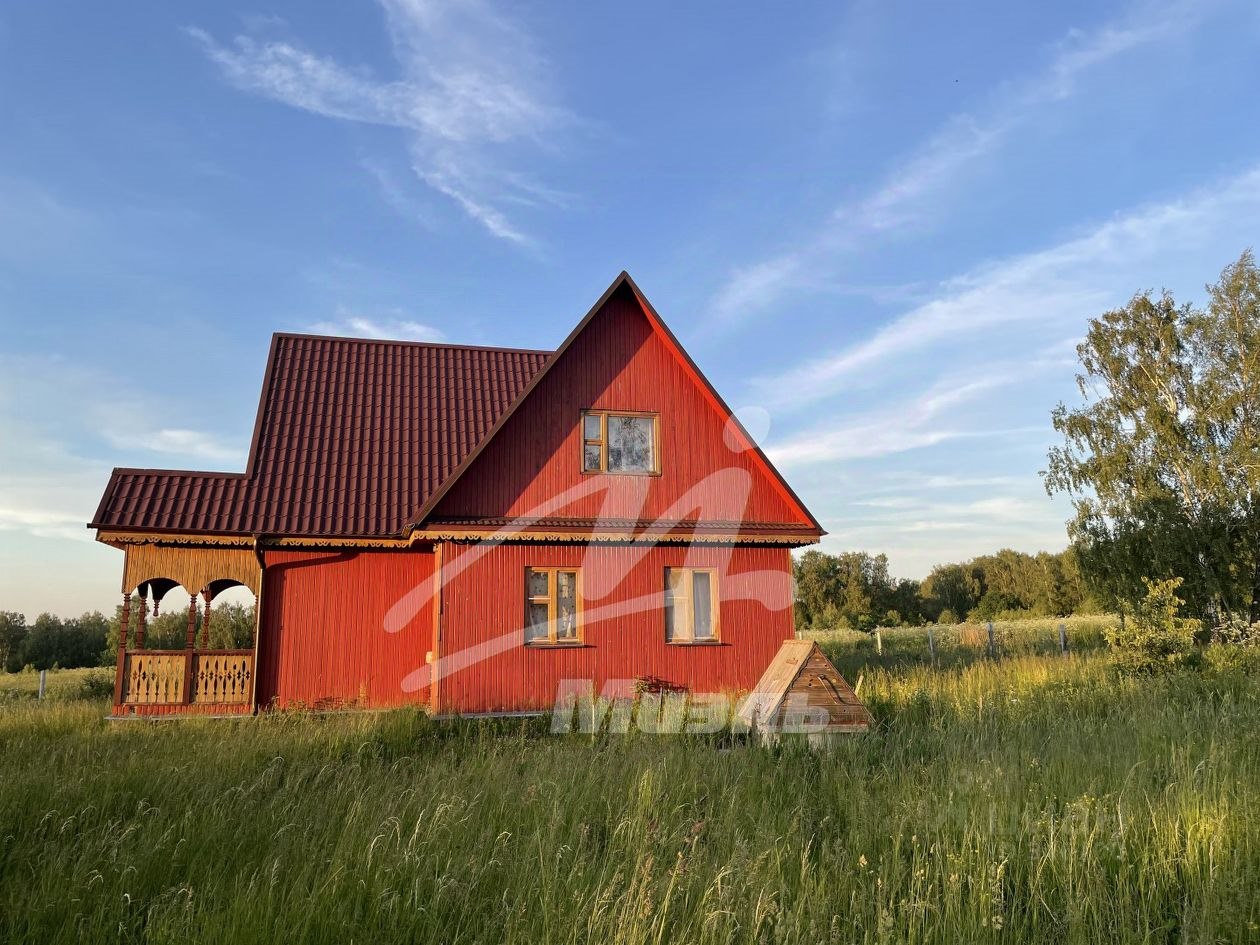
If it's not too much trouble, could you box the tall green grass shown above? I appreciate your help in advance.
[1,652,1257,944]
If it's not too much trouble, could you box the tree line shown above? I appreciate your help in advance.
[0,600,256,673]
[793,547,1090,631]
[0,612,110,673]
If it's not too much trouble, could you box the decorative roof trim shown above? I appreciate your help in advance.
[417,529,820,546]
[95,529,818,550]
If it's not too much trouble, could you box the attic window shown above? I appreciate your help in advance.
[582,410,658,474]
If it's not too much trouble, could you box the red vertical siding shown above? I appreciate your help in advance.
[437,541,794,715]
[257,549,434,709]
[432,289,811,527]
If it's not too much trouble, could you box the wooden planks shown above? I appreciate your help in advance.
[123,544,260,597]
[736,640,872,734]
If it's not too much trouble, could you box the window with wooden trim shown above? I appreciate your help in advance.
[525,568,581,645]
[664,568,719,643]
[581,410,659,474]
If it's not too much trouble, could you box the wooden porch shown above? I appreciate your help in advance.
[116,649,254,715]
[110,542,262,718]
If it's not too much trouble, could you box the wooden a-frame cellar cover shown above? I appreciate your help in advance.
[737,640,873,734]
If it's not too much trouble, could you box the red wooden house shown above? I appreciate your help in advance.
[91,273,823,718]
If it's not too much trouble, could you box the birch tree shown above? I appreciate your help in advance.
[1046,251,1260,623]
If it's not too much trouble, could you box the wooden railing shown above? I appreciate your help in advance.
[120,650,253,707]
[191,651,253,704]
[122,651,187,705]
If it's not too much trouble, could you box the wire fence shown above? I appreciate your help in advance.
[805,615,1117,678]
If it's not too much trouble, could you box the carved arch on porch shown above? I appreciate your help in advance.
[123,544,261,599]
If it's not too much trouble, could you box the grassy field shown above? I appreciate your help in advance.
[2,634,1258,944]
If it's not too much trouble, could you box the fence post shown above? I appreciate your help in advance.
[927,625,937,662]
[986,621,996,658]
[38,669,47,700]
[874,629,883,656]
[1058,621,1069,656]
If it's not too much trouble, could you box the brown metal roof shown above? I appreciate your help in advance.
[91,272,823,541]
[90,334,550,537]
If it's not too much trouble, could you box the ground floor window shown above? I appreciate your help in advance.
[525,568,581,645]
[665,568,719,643]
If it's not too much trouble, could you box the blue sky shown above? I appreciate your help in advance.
[2,0,1259,616]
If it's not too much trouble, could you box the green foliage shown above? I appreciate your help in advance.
[1047,250,1260,623]
[1,599,254,675]
[796,546,1088,631]
[1,612,108,671]
[1202,618,1260,673]
[793,549,905,630]
[3,652,1260,943]
[0,667,113,704]
[101,597,256,657]
[970,590,1025,621]
[1106,577,1201,675]
[0,611,27,672]
[918,563,981,621]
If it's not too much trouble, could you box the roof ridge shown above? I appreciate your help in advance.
[272,331,553,356]
[109,467,247,479]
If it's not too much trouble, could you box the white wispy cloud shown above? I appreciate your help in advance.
[188,0,572,245]
[0,400,111,544]
[755,163,1260,410]
[845,3,1194,234]
[0,504,96,543]
[756,159,1260,574]
[133,429,244,462]
[709,0,1208,323]
[0,357,251,610]
[765,365,1053,467]
[307,309,446,342]
[2,353,247,477]
[814,486,1075,578]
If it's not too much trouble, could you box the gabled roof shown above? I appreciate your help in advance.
[91,336,549,537]
[91,272,822,541]
[406,271,823,535]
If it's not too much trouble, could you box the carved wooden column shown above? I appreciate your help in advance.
[184,594,198,704]
[119,593,132,651]
[113,592,132,707]
[135,586,148,649]
[186,594,198,648]
[200,588,214,649]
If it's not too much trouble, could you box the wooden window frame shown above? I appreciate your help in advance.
[581,409,661,476]
[664,567,721,645]
[524,567,584,647]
